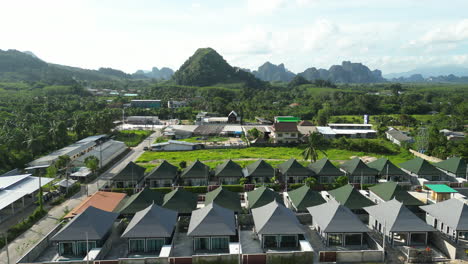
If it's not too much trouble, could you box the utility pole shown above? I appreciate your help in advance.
[5,234,10,264]
[382,220,386,263]
[386,163,389,181]
[86,232,89,264]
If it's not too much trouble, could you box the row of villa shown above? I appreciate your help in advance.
[109,156,467,189]
[25,180,468,263]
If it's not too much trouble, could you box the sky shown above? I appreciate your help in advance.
[1,0,468,75]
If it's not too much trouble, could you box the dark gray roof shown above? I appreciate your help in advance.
[112,162,146,182]
[308,158,342,176]
[244,159,274,178]
[307,199,369,233]
[146,160,178,180]
[386,129,413,142]
[364,199,435,232]
[277,158,313,177]
[251,200,305,235]
[187,203,236,237]
[51,206,118,241]
[420,198,468,231]
[121,204,177,238]
[214,160,244,178]
[181,160,209,179]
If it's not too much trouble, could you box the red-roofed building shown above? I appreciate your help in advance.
[65,191,126,218]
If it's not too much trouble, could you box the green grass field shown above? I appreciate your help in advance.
[136,145,413,170]
[115,130,152,147]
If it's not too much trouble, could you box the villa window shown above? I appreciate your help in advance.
[59,242,75,256]
[264,235,279,248]
[147,239,164,252]
[328,234,343,246]
[280,235,297,248]
[211,237,229,250]
[76,241,96,256]
[194,237,210,250]
[129,239,145,252]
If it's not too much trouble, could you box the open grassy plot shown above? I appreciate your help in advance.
[114,130,152,147]
[136,144,413,170]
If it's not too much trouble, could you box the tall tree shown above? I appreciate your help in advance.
[302,132,327,162]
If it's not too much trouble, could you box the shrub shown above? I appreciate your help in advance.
[288,183,305,190]
[221,185,244,193]
[183,186,207,193]
[151,187,173,193]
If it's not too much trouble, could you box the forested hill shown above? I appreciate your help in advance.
[172,47,266,87]
[0,49,134,83]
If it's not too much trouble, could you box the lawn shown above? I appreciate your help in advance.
[115,130,152,147]
[136,144,413,170]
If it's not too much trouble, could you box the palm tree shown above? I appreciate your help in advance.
[302,132,327,162]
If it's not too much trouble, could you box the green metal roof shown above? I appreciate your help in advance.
[247,186,283,209]
[367,158,406,176]
[434,157,467,176]
[340,158,378,176]
[399,157,441,175]
[276,117,300,123]
[425,184,458,193]
[328,184,375,210]
[277,159,313,177]
[117,188,165,215]
[214,160,244,178]
[181,160,210,179]
[308,158,342,176]
[162,188,198,214]
[146,160,178,180]
[287,185,325,212]
[245,160,275,178]
[112,162,146,181]
[204,187,242,212]
[369,182,423,206]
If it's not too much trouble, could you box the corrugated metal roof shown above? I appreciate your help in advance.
[0,175,54,211]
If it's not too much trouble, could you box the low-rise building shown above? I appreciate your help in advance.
[434,157,467,179]
[130,99,162,109]
[152,140,203,152]
[162,188,198,214]
[204,187,242,212]
[327,123,377,138]
[364,199,435,246]
[277,158,313,184]
[420,198,468,244]
[308,199,369,248]
[180,160,209,186]
[246,186,283,209]
[167,100,188,109]
[64,191,126,219]
[111,162,146,188]
[286,184,325,212]
[368,182,423,210]
[400,157,447,182]
[440,129,465,141]
[117,188,164,215]
[327,184,375,213]
[214,159,243,185]
[145,161,178,187]
[308,158,343,184]
[252,200,305,249]
[126,116,160,125]
[51,206,118,257]
[271,122,300,144]
[386,127,414,146]
[121,204,177,254]
[187,203,237,252]
[367,158,409,182]
[243,159,275,184]
[425,184,458,203]
[340,157,378,184]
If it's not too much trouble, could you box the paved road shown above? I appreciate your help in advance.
[0,131,159,264]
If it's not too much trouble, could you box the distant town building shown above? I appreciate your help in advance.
[195,111,240,125]
[271,122,300,144]
[440,129,465,141]
[130,99,161,108]
[167,100,188,109]
[126,116,160,125]
[386,127,414,146]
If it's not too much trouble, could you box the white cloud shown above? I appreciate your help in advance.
[246,0,286,15]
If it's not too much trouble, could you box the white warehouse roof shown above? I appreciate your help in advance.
[0,175,54,211]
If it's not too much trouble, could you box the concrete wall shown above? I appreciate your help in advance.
[17,222,64,263]
[192,254,238,264]
[119,257,170,264]
[409,149,442,163]
[428,232,459,260]
[266,251,314,264]
[335,250,383,263]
